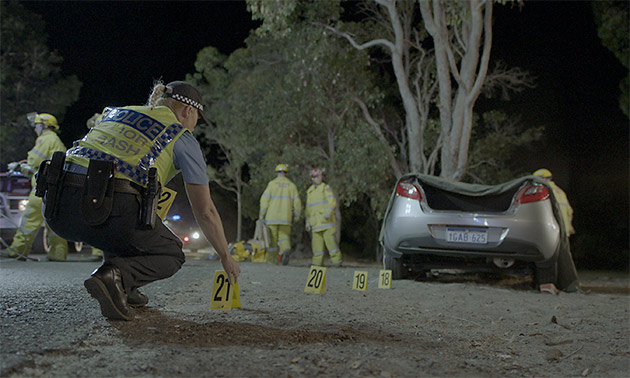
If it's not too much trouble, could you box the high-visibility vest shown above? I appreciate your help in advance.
[306,183,336,232]
[259,176,301,224]
[28,130,66,186]
[66,106,188,187]
[549,181,575,236]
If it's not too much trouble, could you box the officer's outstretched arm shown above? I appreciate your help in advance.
[185,183,241,284]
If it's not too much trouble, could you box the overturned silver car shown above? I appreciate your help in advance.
[379,174,575,288]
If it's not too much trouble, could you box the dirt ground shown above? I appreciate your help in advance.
[7,256,630,377]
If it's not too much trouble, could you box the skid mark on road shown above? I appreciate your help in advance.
[111,308,403,348]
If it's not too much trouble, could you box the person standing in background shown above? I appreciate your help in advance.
[259,164,301,265]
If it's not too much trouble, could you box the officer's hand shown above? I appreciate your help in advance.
[220,254,241,284]
[7,162,19,172]
[305,223,312,232]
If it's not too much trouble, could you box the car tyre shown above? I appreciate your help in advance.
[384,254,406,280]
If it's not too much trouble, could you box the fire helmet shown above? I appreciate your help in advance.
[275,164,289,173]
[533,168,552,178]
[33,113,59,129]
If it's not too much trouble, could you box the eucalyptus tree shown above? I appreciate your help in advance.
[247,0,535,182]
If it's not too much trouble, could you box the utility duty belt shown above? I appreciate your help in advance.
[36,152,161,229]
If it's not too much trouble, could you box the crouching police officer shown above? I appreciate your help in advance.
[40,81,240,321]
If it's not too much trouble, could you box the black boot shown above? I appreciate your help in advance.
[84,264,135,321]
[127,288,149,307]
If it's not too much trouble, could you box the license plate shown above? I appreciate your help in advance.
[446,228,487,244]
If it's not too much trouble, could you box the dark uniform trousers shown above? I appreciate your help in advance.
[46,183,184,294]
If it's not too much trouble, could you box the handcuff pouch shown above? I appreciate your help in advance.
[42,151,66,220]
[81,160,115,226]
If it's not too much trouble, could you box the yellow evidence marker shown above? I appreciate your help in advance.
[210,271,240,311]
[156,186,177,220]
[304,265,327,294]
[231,281,241,308]
[352,271,368,291]
[378,269,392,289]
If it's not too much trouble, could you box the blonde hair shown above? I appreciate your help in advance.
[146,80,184,112]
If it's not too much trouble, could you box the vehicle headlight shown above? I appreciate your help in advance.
[18,200,28,211]
[192,232,200,239]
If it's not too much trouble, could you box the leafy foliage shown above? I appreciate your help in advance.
[0,1,81,165]
[592,1,629,118]
[190,20,396,247]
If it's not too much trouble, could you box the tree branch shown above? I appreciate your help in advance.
[354,96,403,178]
[317,23,395,53]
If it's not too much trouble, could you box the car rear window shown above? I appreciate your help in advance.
[421,184,515,212]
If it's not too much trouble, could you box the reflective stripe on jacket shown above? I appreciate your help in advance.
[65,106,188,187]
[306,183,336,232]
[259,176,301,225]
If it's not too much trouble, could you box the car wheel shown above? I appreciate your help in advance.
[534,261,558,287]
[384,254,406,280]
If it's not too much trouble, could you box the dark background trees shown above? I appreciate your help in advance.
[0,1,81,166]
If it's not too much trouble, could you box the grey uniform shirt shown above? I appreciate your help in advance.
[172,131,208,185]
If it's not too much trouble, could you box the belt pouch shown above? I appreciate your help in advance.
[34,160,50,198]
[43,151,66,220]
[80,160,115,226]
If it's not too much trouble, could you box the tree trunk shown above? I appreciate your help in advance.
[236,179,242,242]
[385,0,424,173]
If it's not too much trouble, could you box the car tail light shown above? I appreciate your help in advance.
[183,236,190,242]
[396,182,422,201]
[515,184,549,204]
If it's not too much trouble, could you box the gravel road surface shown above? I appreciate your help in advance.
[1,254,628,377]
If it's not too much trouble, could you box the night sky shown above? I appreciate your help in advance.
[19,1,629,254]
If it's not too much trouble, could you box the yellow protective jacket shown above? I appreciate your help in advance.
[305,183,337,232]
[549,181,575,236]
[259,176,301,225]
[66,106,188,187]
[28,130,66,185]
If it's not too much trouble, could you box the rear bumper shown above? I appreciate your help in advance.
[381,197,561,264]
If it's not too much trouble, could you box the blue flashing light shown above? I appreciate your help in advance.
[172,214,181,221]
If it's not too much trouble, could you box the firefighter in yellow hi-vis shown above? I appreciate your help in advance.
[533,168,575,236]
[259,164,301,265]
[8,113,69,261]
[305,168,342,267]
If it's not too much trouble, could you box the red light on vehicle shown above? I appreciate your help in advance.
[396,182,422,201]
[183,236,190,242]
[516,184,550,204]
